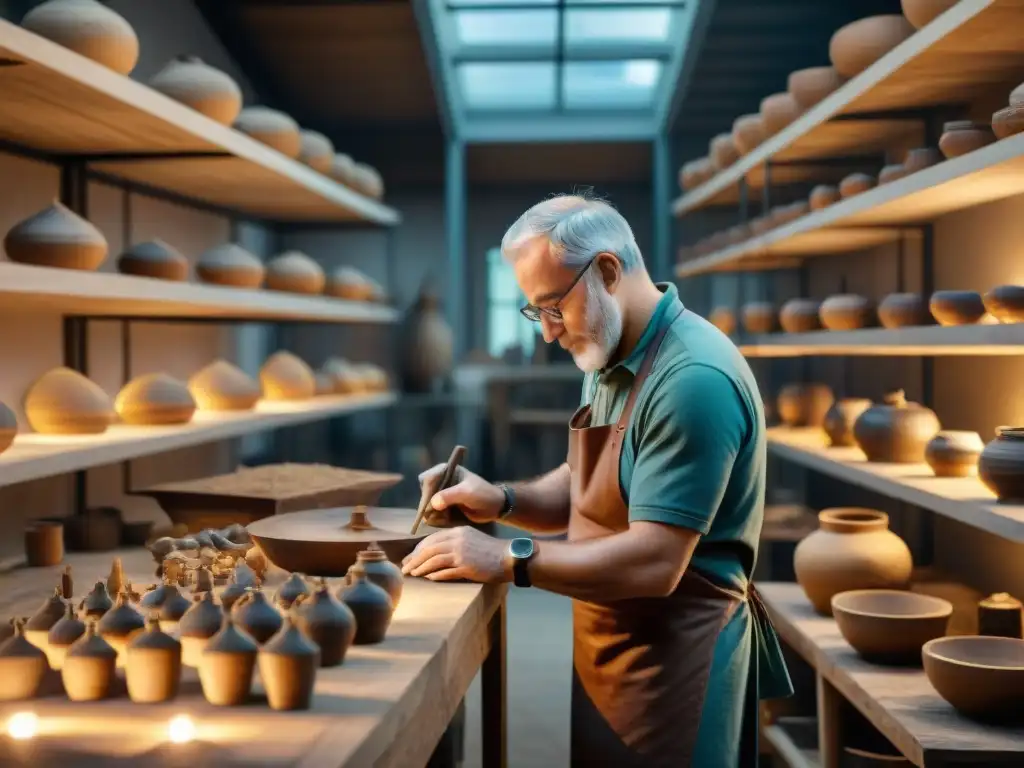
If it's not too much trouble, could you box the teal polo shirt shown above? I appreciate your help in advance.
[580,283,767,590]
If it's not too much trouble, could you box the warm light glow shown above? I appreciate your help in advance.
[7,712,38,740]
[167,715,195,745]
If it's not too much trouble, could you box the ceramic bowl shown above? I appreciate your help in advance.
[820,294,876,331]
[928,290,988,326]
[878,292,931,329]
[983,285,1024,323]
[809,185,840,211]
[833,590,952,664]
[878,164,907,185]
[779,299,821,334]
[788,66,846,109]
[839,172,876,199]
[741,302,776,335]
[925,430,984,478]
[939,121,995,159]
[923,635,1024,720]
[992,104,1024,140]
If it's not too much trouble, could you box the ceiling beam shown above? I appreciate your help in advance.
[411,0,460,138]
[658,0,718,131]
[451,42,674,64]
[463,112,655,143]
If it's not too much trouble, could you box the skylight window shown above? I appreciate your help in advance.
[454,9,558,47]
[563,60,663,109]
[458,62,557,110]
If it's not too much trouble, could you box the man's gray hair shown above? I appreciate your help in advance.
[500,195,644,273]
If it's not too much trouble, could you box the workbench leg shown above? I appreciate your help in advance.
[816,674,843,768]
[481,600,507,768]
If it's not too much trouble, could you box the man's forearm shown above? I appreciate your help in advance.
[504,463,571,534]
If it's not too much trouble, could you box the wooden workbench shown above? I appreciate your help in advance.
[0,549,507,768]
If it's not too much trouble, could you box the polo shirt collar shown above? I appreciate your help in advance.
[604,282,683,377]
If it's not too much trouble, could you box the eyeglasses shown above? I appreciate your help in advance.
[520,255,598,322]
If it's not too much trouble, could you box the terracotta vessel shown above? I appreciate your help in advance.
[258,617,320,710]
[902,0,959,29]
[231,588,283,644]
[979,427,1024,502]
[21,0,139,75]
[234,107,301,158]
[978,593,1023,639]
[823,398,872,447]
[199,616,258,705]
[188,359,261,411]
[925,431,984,478]
[4,200,107,270]
[25,519,64,567]
[878,164,906,185]
[180,591,224,667]
[903,147,942,174]
[327,266,376,301]
[25,588,67,651]
[809,184,840,211]
[80,581,112,619]
[331,153,356,186]
[741,302,776,334]
[679,158,713,190]
[777,383,834,428]
[929,290,988,326]
[116,239,189,281]
[219,577,249,611]
[276,573,312,610]
[923,636,1024,720]
[731,114,766,155]
[832,589,952,664]
[878,292,931,328]
[819,294,875,331]
[829,15,914,78]
[196,243,265,289]
[793,508,913,615]
[351,163,384,199]
[25,367,113,435]
[46,603,85,669]
[62,621,116,701]
[788,66,846,109]
[339,564,394,644]
[260,352,316,401]
[982,285,1024,323]
[779,298,821,333]
[140,582,175,611]
[992,104,1024,140]
[938,121,995,159]
[295,582,356,667]
[97,591,144,667]
[0,619,48,701]
[708,307,736,335]
[115,373,196,426]
[400,287,455,392]
[853,390,941,463]
[709,133,739,170]
[149,55,242,125]
[760,92,802,136]
[839,172,876,198]
[0,400,15,455]
[356,544,404,606]
[157,584,192,631]
[298,130,334,174]
[265,251,326,295]
[126,615,182,703]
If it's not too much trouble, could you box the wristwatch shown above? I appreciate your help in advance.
[508,537,536,588]
[496,483,516,520]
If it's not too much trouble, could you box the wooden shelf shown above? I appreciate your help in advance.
[672,0,1024,217]
[0,392,397,488]
[0,20,398,225]
[759,582,1024,767]
[763,717,821,768]
[767,427,1024,542]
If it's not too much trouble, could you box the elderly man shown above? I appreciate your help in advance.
[401,194,792,767]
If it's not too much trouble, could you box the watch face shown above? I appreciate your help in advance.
[509,537,534,559]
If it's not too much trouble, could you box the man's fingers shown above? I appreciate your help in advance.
[409,553,456,578]
[425,567,465,582]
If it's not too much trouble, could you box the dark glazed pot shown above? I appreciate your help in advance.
[231,588,283,644]
[776,383,834,428]
[878,293,931,329]
[823,398,872,447]
[275,573,311,610]
[853,390,941,463]
[24,588,66,651]
[295,582,356,667]
[928,290,988,326]
[983,285,1024,324]
[339,565,394,645]
[979,427,1024,502]
[356,544,404,606]
[199,616,258,706]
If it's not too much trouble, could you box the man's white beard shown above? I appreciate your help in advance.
[572,284,623,373]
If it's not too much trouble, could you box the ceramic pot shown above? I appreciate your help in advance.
[4,200,107,270]
[0,400,15,456]
[878,164,907,185]
[823,398,872,447]
[829,15,914,78]
[939,121,995,159]
[853,390,941,463]
[116,240,189,281]
[149,55,242,125]
[925,431,984,478]
[276,573,311,610]
[788,66,846,109]
[199,616,258,705]
[832,589,952,664]
[157,584,192,631]
[400,287,455,393]
[180,592,224,668]
[779,299,821,334]
[258,617,320,711]
[295,583,356,667]
[902,0,960,29]
[46,603,85,669]
[339,565,394,644]
[793,508,913,615]
[878,292,931,328]
[708,307,736,335]
[819,294,875,331]
[903,147,942,174]
[777,383,834,428]
[265,251,325,295]
[809,184,840,211]
[25,519,64,567]
[220,577,249,614]
[982,285,1024,323]
[992,104,1024,140]
[929,290,987,326]
[350,163,384,199]
[731,114,766,155]
[260,352,316,401]
[234,107,301,158]
[126,616,181,703]
[97,591,144,667]
[839,172,876,199]
[979,427,1024,501]
[922,636,1024,719]
[25,588,67,651]
[0,619,48,701]
[21,0,139,74]
[978,593,1023,639]
[331,153,356,186]
[62,621,116,701]
[231,589,283,644]
[327,267,376,301]
[25,367,113,435]
[298,130,334,174]
[80,581,112,620]
[196,243,265,289]
[355,544,404,606]
[709,133,739,170]
[115,373,196,426]
[188,360,261,411]
[760,92,802,136]
[741,302,776,334]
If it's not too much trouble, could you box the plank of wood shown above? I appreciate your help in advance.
[759,582,1024,767]
[763,721,822,768]
[0,393,397,488]
[766,427,1024,543]
[0,21,398,225]
[0,549,505,768]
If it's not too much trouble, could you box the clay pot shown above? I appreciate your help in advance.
[22,0,139,75]
[327,266,376,301]
[731,114,766,155]
[339,565,394,644]
[234,107,301,158]
[295,583,356,667]
[0,619,48,701]
[903,147,942,174]
[276,573,311,610]
[356,544,404,606]
[902,0,960,29]
[709,133,739,170]
[788,66,846,109]
[982,285,1024,323]
[188,359,261,411]
[65,506,122,552]
[979,427,1024,502]
[779,299,821,334]
[116,239,189,281]
[929,290,987,326]
[199,616,258,706]
[196,243,265,289]
[823,398,873,447]
[4,200,107,270]
[741,302,776,334]
[679,157,714,190]
[878,164,907,185]
[25,367,113,435]
[0,400,15,455]
[777,383,834,428]
[126,615,181,703]
[853,390,941,463]
[400,287,455,393]
[97,591,144,667]
[231,589,282,644]
[832,589,952,664]
[809,184,840,211]
[25,588,67,651]
[351,163,384,200]
[140,583,175,610]
[819,294,875,331]
[62,621,116,701]
[260,351,316,401]
[923,636,1024,719]
[829,15,914,78]
[978,593,1023,639]
[46,603,85,669]
[80,581,112,620]
[265,251,326,295]
[708,307,736,335]
[760,92,803,136]
[298,130,335,174]
[878,293,931,328]
[939,121,995,159]
[992,105,1024,140]
[25,519,64,567]
[331,153,356,186]
[258,617,320,710]
[157,584,192,631]
[839,172,876,198]
[924,430,983,478]
[149,55,242,125]
[793,508,913,615]
[115,373,196,426]
[180,591,224,668]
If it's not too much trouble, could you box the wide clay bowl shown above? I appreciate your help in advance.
[939,121,995,159]
[779,298,821,333]
[878,292,931,329]
[820,294,876,331]
[982,285,1024,323]
[833,590,952,664]
[923,636,1024,721]
[928,290,988,326]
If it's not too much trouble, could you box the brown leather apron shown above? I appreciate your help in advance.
[566,310,750,768]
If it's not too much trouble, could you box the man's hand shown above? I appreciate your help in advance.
[401,527,510,583]
[418,464,506,524]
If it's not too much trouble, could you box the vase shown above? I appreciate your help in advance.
[115,373,196,426]
[979,427,1024,502]
[356,544,404,606]
[339,565,394,644]
[96,591,144,668]
[199,616,258,706]
[24,588,67,652]
[196,243,265,289]
[258,617,320,711]
[24,367,113,435]
[4,200,108,271]
[62,621,116,701]
[294,583,356,667]
[179,591,224,668]
[149,55,242,125]
[21,0,139,75]
[275,573,311,610]
[853,390,941,463]
[0,619,48,701]
[125,616,182,703]
[231,589,282,644]
[400,287,455,393]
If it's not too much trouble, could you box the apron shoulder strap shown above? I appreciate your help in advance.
[615,306,685,432]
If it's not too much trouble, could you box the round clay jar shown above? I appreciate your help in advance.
[355,544,404,606]
[853,389,942,463]
[760,92,803,136]
[265,251,326,295]
[938,121,995,159]
[902,0,960,29]
[819,294,876,331]
[25,367,114,435]
[0,618,48,701]
[234,106,301,158]
[903,147,942,174]
[298,130,335,174]
[741,302,776,334]
[779,298,821,333]
[979,427,1024,502]
[22,0,140,75]
[116,239,189,281]
[115,373,196,426]
[982,285,1024,323]
[327,267,376,301]
[196,243,265,289]
[929,290,988,326]
[829,15,915,78]
[709,133,740,170]
[878,292,932,329]
[731,114,766,155]
[925,430,985,478]
[149,55,243,125]
[4,200,108,271]
[708,307,736,335]
[878,164,907,185]
[259,352,316,401]
[839,172,876,199]
[788,66,846,109]
[809,185,840,211]
[793,508,913,615]
[823,398,873,447]
[992,104,1024,140]
[331,153,357,187]
[187,360,261,411]
[776,383,834,428]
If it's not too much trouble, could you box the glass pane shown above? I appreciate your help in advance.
[450,0,555,5]
[564,9,672,44]
[454,9,558,46]
[566,0,685,4]
[459,62,557,110]
[562,60,662,108]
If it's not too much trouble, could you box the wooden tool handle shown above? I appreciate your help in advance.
[410,445,467,535]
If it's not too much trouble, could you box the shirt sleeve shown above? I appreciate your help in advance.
[627,363,749,534]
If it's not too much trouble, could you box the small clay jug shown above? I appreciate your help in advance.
[823,398,873,447]
[276,573,311,610]
[220,574,250,612]
[853,390,941,463]
[180,592,224,668]
[0,619,48,701]
[157,584,192,631]
[24,588,67,651]
[107,557,125,597]
[356,543,404,607]
[62,620,117,701]
[199,616,259,706]
[126,615,182,703]
[231,588,283,644]
[258,617,320,711]
[339,564,395,644]
[46,602,85,669]
[79,580,113,619]
[97,591,145,667]
[295,582,356,667]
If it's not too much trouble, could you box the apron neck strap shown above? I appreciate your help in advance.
[615,305,685,431]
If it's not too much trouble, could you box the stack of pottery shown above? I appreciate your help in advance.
[978,427,1024,502]
[234,107,302,158]
[992,82,1024,140]
[149,55,243,125]
[196,243,265,289]
[853,390,941,463]
[925,431,984,477]
[115,373,196,426]
[777,383,834,428]
[4,201,108,271]
[260,351,316,401]
[188,359,261,411]
[22,0,140,75]
[829,15,914,78]
[116,240,189,281]
[25,367,114,435]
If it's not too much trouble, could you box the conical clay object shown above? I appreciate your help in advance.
[339,565,394,644]
[258,617,320,710]
[231,588,282,644]
[260,352,316,401]
[117,239,189,281]
[115,373,196,425]
[234,107,301,157]
[149,55,242,125]
[107,557,125,597]
[24,588,66,651]
[188,360,261,411]
[265,251,326,295]
[97,591,145,668]
[61,621,116,701]
[0,619,48,700]
[158,584,192,631]
[0,401,16,455]
[4,200,107,270]
[79,581,113,619]
[275,573,311,610]
[21,0,139,74]
[179,591,223,668]
[298,130,334,174]
[196,243,265,289]
[199,616,258,706]
[296,582,356,667]
[126,615,181,703]
[46,603,84,669]
[25,367,114,435]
